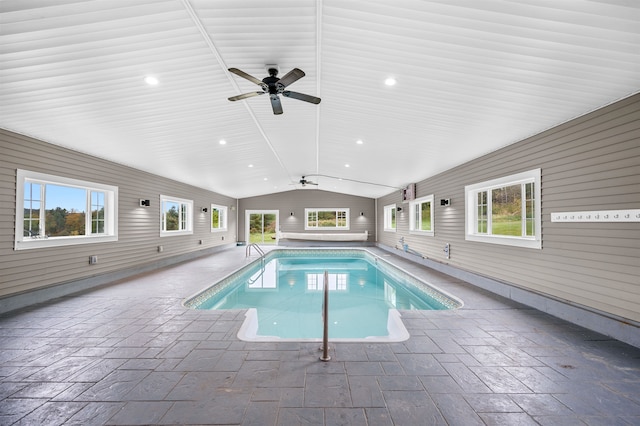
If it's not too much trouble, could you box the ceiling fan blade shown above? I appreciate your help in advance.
[228,68,264,86]
[282,91,321,104]
[270,94,283,115]
[278,68,305,88]
[228,91,264,101]
[299,176,319,186]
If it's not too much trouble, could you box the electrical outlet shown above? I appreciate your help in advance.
[158,245,163,253]
[89,255,98,265]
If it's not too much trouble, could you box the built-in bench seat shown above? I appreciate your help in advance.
[278,230,368,242]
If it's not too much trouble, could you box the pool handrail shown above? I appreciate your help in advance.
[320,270,331,362]
[246,243,265,258]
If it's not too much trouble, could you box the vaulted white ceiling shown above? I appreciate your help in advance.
[2,0,639,199]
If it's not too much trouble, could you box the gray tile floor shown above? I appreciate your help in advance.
[1,246,639,425]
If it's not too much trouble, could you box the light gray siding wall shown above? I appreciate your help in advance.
[0,129,237,298]
[238,190,375,242]
[377,94,640,323]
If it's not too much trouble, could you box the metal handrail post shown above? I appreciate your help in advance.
[320,270,331,362]
[246,243,265,258]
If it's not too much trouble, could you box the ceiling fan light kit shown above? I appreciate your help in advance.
[228,65,321,115]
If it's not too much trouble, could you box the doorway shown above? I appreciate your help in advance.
[246,210,279,245]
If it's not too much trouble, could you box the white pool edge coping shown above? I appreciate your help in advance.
[237,308,411,343]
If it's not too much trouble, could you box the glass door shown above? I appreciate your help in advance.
[246,210,279,245]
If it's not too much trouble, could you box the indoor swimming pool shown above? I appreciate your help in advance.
[184,249,462,342]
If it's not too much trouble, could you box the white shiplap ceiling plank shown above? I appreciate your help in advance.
[1,0,639,198]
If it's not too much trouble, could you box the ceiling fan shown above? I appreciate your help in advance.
[228,66,321,115]
[298,176,318,187]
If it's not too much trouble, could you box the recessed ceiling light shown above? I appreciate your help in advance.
[384,77,396,86]
[356,139,364,145]
[144,76,159,86]
[345,164,350,168]
[219,139,227,145]
[248,164,253,168]
[263,177,268,181]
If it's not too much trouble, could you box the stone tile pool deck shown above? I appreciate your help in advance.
[1,246,639,425]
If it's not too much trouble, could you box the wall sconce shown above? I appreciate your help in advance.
[290,211,294,216]
[360,211,364,216]
[440,199,451,206]
[139,199,150,207]
[200,207,208,213]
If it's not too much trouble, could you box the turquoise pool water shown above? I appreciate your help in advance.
[184,249,461,341]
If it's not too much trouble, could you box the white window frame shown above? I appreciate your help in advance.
[304,208,350,230]
[409,194,434,236]
[383,204,397,232]
[14,169,118,250]
[465,169,541,249]
[160,195,193,237]
[210,204,228,232]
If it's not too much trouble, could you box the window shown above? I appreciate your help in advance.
[409,195,434,236]
[160,195,193,236]
[14,169,118,250]
[210,204,228,232]
[383,204,397,232]
[465,169,541,249]
[305,208,350,230]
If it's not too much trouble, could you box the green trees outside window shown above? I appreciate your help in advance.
[409,195,434,236]
[477,182,535,237]
[384,204,396,231]
[16,169,118,250]
[22,182,107,238]
[160,195,192,235]
[163,202,180,231]
[211,204,227,231]
[465,169,540,249]
[305,209,349,230]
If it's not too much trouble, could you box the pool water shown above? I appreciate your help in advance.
[184,249,461,341]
